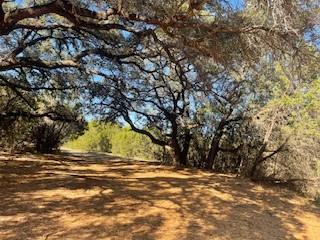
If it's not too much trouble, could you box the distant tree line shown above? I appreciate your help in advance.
[65,121,162,160]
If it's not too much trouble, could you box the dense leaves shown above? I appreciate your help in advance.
[65,121,162,160]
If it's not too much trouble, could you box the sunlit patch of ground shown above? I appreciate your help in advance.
[0,151,319,240]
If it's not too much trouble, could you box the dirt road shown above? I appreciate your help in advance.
[0,151,319,239]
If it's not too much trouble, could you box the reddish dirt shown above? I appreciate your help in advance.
[0,151,319,240]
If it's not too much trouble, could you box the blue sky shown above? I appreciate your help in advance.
[230,0,244,9]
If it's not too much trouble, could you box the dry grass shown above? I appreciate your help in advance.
[0,151,319,240]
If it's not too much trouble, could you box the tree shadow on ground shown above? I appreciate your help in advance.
[0,151,319,240]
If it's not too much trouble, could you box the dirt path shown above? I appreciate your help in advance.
[0,151,319,240]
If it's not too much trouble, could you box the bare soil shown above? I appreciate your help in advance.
[0,151,319,240]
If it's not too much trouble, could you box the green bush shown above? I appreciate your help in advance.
[64,121,161,160]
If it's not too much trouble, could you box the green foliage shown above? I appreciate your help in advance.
[65,122,108,152]
[65,122,161,160]
[31,117,86,153]
[0,85,85,153]
[111,127,158,159]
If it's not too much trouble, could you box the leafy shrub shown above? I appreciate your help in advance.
[65,122,162,160]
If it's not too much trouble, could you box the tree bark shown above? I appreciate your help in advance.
[170,131,192,166]
[171,139,184,166]
[205,119,226,169]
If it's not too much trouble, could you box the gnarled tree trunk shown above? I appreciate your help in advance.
[205,118,226,169]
